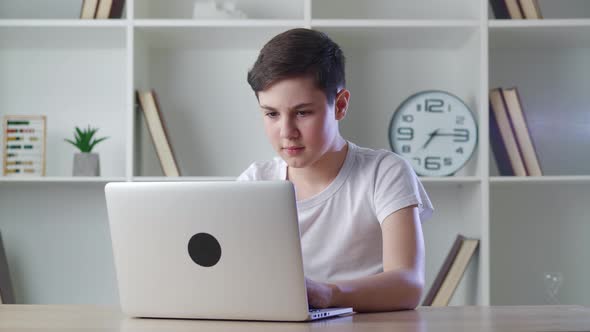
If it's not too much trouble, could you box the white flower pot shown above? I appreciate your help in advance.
[73,152,100,176]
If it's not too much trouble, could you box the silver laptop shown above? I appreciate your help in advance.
[104,180,353,321]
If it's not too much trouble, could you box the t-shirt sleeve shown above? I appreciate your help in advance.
[236,160,281,181]
[373,155,434,224]
[236,163,256,181]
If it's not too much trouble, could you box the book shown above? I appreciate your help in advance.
[80,0,99,19]
[489,88,527,176]
[519,0,543,19]
[0,232,15,304]
[489,0,510,19]
[95,0,125,19]
[136,90,181,177]
[505,0,524,19]
[108,0,125,18]
[422,235,479,307]
[502,87,542,176]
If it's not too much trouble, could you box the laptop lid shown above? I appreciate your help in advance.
[105,180,312,321]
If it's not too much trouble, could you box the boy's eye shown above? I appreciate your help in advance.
[265,112,278,118]
[297,111,311,116]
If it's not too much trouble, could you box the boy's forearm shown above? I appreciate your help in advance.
[329,269,424,312]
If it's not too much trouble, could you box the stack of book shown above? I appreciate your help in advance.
[80,0,125,19]
[490,0,543,19]
[489,87,542,176]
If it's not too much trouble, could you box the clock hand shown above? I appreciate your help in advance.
[433,132,459,136]
[421,129,440,150]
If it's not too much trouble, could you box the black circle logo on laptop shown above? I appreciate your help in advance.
[188,233,222,267]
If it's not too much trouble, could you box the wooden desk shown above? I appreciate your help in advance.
[1,305,589,331]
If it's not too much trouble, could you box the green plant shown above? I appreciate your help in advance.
[64,125,109,153]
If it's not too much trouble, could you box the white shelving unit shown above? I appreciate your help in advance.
[0,0,588,306]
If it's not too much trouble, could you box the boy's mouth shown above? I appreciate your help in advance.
[283,146,305,155]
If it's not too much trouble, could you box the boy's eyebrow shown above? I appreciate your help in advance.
[259,103,314,111]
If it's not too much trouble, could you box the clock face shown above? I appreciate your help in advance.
[389,90,478,176]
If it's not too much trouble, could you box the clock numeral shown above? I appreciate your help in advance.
[453,128,470,142]
[402,115,414,122]
[402,145,411,153]
[425,156,441,170]
[425,98,444,113]
[397,127,414,141]
[419,157,453,170]
[456,147,464,154]
[456,116,465,125]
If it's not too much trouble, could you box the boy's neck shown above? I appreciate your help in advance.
[287,137,348,189]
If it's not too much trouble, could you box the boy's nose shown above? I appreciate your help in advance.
[280,119,299,139]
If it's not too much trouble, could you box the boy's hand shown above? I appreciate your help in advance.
[305,277,337,308]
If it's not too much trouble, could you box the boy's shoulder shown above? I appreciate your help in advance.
[350,142,412,171]
[237,157,284,181]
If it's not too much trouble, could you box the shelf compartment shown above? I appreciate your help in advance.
[489,0,590,20]
[134,0,303,20]
[312,0,480,20]
[0,0,126,19]
[421,183,483,305]
[317,26,482,177]
[489,29,590,176]
[0,184,118,304]
[490,182,590,305]
[133,26,289,177]
[489,23,590,49]
[0,26,128,177]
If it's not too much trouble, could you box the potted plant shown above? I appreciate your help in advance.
[65,125,109,176]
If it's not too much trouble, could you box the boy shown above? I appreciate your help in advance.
[238,28,433,312]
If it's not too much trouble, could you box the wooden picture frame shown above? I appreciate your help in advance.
[2,115,47,177]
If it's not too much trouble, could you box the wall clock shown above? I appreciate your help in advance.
[389,90,478,176]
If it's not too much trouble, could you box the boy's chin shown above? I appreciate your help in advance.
[283,159,307,169]
[281,155,310,169]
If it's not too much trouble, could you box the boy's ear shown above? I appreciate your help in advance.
[334,89,350,120]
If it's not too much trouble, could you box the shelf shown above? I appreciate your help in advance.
[0,19,128,27]
[489,21,590,49]
[134,0,303,20]
[134,25,296,49]
[312,0,479,20]
[421,176,481,184]
[315,25,479,49]
[490,176,590,184]
[489,19,590,28]
[311,19,480,28]
[0,25,126,48]
[0,177,126,183]
[133,19,305,27]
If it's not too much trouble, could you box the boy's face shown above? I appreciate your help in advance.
[258,76,347,169]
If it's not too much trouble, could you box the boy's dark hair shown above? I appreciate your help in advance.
[247,28,345,105]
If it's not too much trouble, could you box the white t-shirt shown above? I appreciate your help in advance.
[237,141,433,282]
